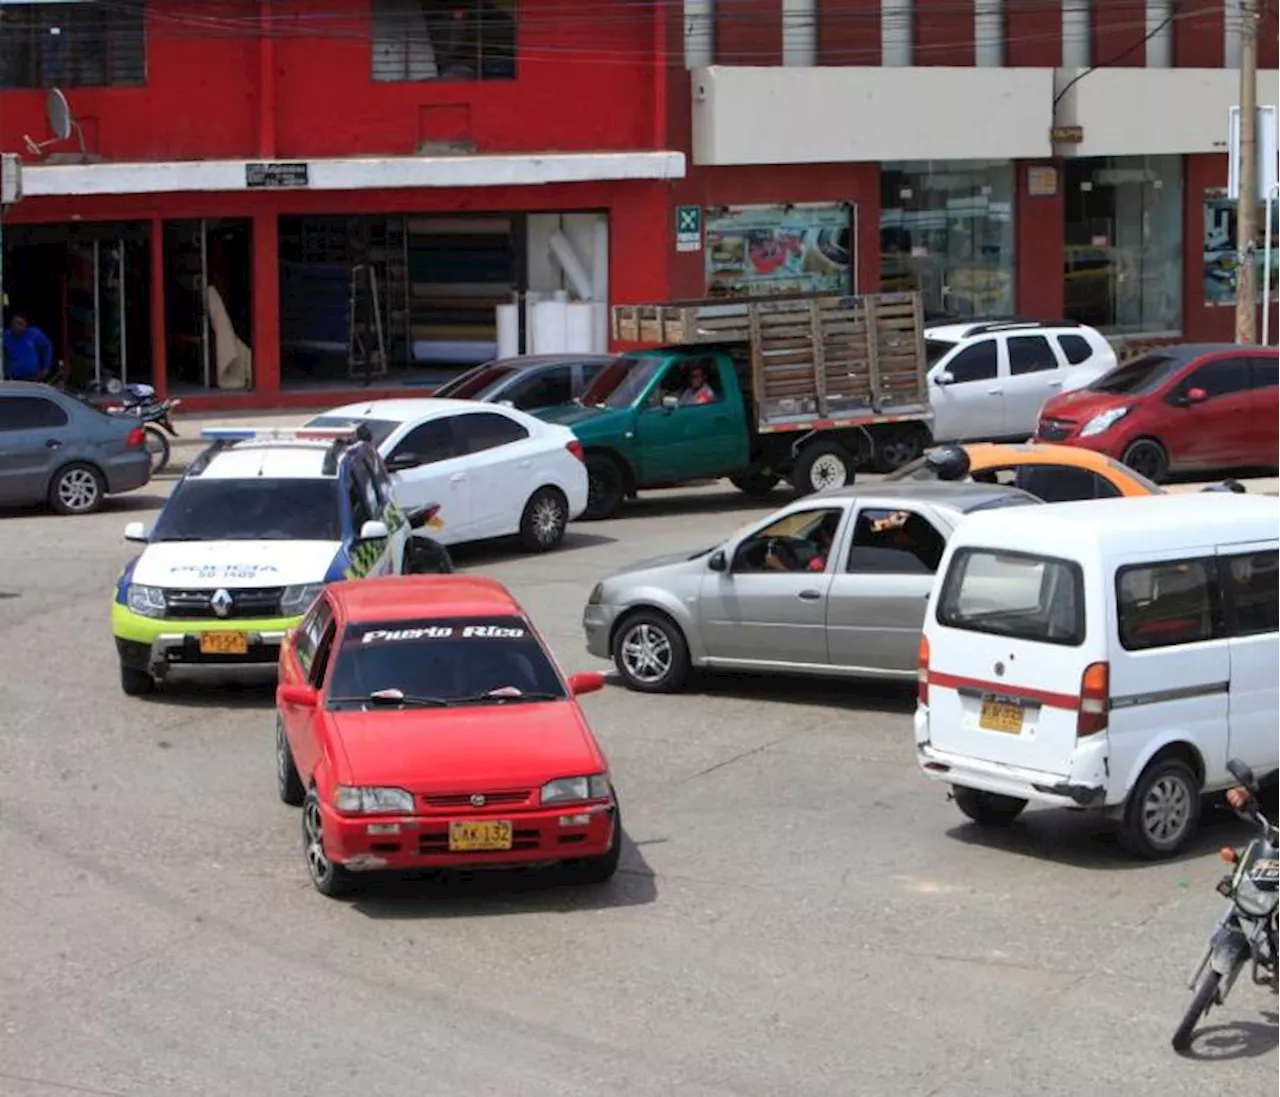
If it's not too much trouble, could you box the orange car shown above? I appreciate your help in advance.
[886,442,1164,501]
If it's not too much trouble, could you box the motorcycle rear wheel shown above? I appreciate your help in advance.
[144,425,171,475]
[1171,969,1221,1052]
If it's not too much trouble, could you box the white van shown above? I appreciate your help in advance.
[915,493,1278,858]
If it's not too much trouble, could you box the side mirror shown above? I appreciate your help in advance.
[359,519,390,541]
[708,549,727,572]
[568,670,605,697]
[1227,758,1260,794]
[386,452,421,473]
[277,683,319,708]
[1184,386,1208,405]
[661,394,679,412]
[123,521,148,543]
[404,503,441,530]
[934,370,955,387]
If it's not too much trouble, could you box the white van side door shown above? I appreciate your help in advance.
[1110,553,1231,794]
[1218,544,1280,778]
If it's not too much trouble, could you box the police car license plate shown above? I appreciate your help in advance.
[200,632,249,655]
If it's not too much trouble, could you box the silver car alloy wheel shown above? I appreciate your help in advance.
[1141,773,1192,847]
[532,494,564,544]
[809,453,848,491]
[303,796,330,883]
[620,622,672,684]
[57,468,100,512]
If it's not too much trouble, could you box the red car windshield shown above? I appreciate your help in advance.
[326,616,566,708]
[1087,353,1179,396]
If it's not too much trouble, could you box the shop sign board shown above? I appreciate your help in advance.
[246,162,311,189]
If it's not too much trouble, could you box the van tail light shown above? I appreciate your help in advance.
[125,426,145,449]
[566,440,585,463]
[1077,661,1109,738]
[917,635,930,705]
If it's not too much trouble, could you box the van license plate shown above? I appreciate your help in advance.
[448,820,513,852]
[979,696,1024,734]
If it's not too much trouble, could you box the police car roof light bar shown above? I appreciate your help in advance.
[198,426,359,443]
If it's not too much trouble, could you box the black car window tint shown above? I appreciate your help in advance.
[846,509,946,574]
[457,411,529,453]
[393,419,457,465]
[1184,357,1251,400]
[945,341,997,383]
[1057,334,1094,365]
[1007,335,1058,375]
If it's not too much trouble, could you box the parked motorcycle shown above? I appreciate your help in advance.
[96,382,181,474]
[1172,758,1279,1052]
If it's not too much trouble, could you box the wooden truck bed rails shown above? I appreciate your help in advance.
[611,290,931,433]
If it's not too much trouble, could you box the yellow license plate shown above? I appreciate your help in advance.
[200,631,249,655]
[979,696,1024,734]
[448,820,513,852]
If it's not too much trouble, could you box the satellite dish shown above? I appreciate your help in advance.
[46,89,73,142]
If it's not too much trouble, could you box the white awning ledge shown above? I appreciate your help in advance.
[18,151,687,198]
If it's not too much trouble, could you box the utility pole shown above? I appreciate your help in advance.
[1235,0,1260,344]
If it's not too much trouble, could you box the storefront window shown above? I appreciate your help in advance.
[1063,156,1182,334]
[880,161,1015,320]
[704,204,853,297]
[1202,188,1280,305]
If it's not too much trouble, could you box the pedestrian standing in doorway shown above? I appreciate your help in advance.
[2,311,54,382]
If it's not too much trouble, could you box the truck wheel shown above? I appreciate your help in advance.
[729,470,779,498]
[792,441,855,495]
[583,454,626,520]
[870,426,927,473]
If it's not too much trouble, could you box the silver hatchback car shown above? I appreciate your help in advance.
[583,482,1041,692]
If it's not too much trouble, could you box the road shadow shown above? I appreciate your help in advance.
[603,486,780,521]
[137,671,278,710]
[1179,1010,1278,1061]
[0,490,169,521]
[671,670,916,716]
[448,530,617,569]
[1165,466,1276,487]
[347,830,657,918]
[943,796,1263,870]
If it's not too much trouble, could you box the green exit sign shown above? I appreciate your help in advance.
[675,205,701,252]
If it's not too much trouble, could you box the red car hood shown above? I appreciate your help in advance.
[1041,387,1131,422]
[329,702,605,792]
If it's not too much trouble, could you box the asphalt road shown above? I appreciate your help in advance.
[0,481,1275,1097]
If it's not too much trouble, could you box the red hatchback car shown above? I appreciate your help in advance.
[274,575,620,897]
[1035,344,1278,482]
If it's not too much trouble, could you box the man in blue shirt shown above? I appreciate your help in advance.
[3,312,54,382]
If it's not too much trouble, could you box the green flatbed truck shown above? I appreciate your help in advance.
[534,290,933,519]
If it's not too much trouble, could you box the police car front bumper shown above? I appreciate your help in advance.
[113,605,301,675]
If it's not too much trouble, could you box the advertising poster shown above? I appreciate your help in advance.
[1202,187,1280,305]
[704,204,853,297]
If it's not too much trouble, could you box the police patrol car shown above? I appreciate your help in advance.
[111,426,443,695]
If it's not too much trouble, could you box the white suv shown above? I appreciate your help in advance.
[924,320,1116,443]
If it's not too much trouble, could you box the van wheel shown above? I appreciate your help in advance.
[1122,758,1200,859]
[1121,438,1169,483]
[952,786,1027,825]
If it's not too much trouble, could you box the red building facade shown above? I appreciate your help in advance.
[1,0,1276,410]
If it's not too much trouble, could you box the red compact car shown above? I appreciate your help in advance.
[1035,344,1278,482]
[274,575,620,898]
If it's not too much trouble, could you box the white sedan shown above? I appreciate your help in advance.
[305,399,588,552]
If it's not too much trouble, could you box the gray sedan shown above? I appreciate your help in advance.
[0,382,152,514]
[433,354,615,411]
[583,482,1040,692]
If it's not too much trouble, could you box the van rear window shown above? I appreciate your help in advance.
[938,549,1085,646]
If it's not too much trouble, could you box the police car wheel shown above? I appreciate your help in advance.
[49,462,105,515]
[519,487,568,552]
[119,663,155,697]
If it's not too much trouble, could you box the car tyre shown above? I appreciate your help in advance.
[302,787,355,899]
[276,717,305,807]
[403,534,453,574]
[612,610,690,693]
[952,785,1027,825]
[729,470,780,497]
[565,800,623,886]
[518,486,569,552]
[1121,758,1200,860]
[583,454,626,520]
[1121,437,1169,483]
[144,426,171,475]
[792,441,855,495]
[49,462,106,515]
[119,663,155,697]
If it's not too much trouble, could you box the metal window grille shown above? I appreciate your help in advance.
[370,0,516,83]
[0,1,146,89]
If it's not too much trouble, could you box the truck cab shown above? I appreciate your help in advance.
[537,349,751,516]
